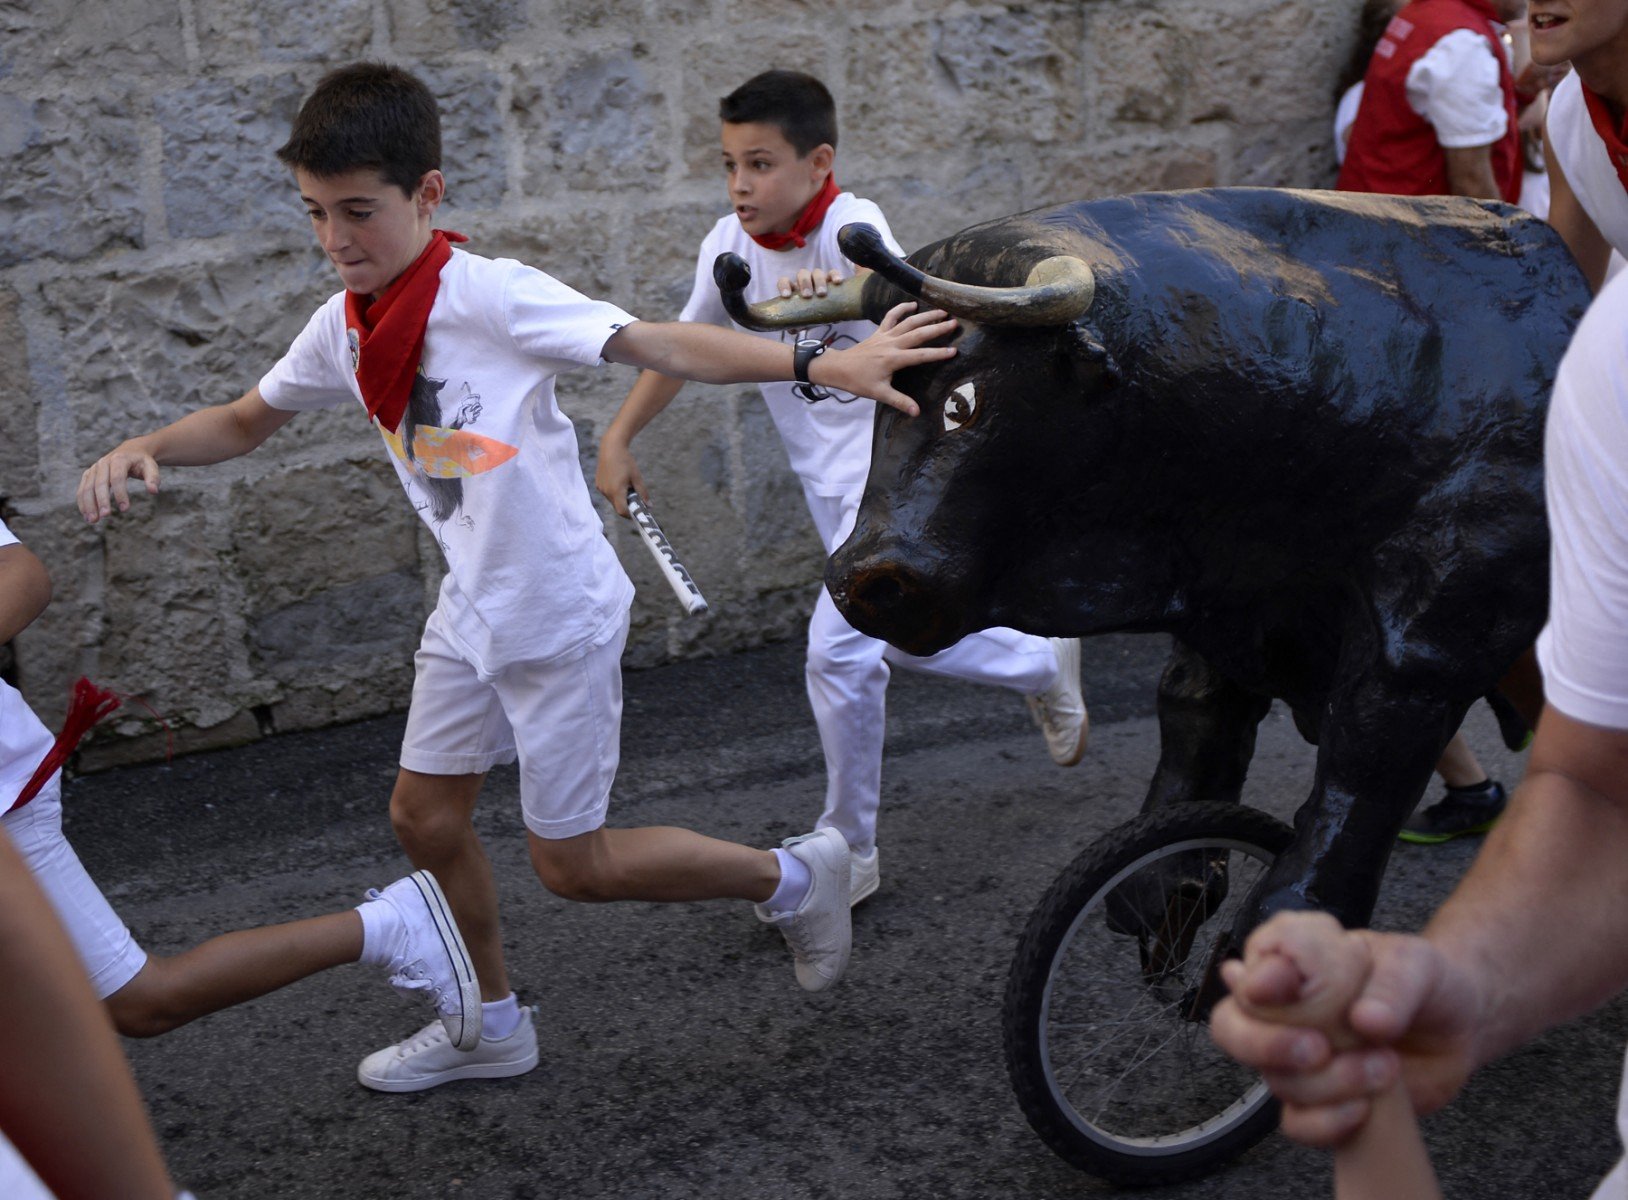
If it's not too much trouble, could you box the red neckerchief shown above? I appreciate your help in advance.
[7,679,122,814]
[343,228,468,433]
[1581,83,1628,191]
[749,175,839,252]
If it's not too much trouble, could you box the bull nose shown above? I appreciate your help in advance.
[827,557,963,656]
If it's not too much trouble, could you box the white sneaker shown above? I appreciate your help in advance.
[357,1008,540,1093]
[755,828,852,992]
[1026,637,1089,766]
[364,870,482,1051]
[849,845,879,907]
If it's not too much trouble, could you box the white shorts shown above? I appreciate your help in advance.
[1,775,147,1000]
[400,606,626,840]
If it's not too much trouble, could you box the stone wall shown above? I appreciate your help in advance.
[0,0,1362,766]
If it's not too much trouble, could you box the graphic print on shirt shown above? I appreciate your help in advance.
[378,372,519,541]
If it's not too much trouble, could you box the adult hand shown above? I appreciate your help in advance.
[594,439,645,519]
[818,303,956,416]
[1210,912,1485,1146]
[77,442,160,524]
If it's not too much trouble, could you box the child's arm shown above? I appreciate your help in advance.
[77,386,296,524]
[1222,912,1442,1200]
[603,302,955,419]
[0,543,51,645]
[0,828,179,1200]
[595,370,687,518]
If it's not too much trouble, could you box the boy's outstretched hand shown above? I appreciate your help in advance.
[78,442,161,525]
[816,303,956,417]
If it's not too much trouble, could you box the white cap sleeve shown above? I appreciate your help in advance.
[1405,28,1509,149]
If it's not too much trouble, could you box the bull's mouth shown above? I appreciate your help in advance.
[829,561,968,655]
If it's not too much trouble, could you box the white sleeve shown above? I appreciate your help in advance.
[837,198,905,260]
[1405,29,1509,149]
[257,297,355,412]
[0,519,15,549]
[504,262,637,369]
[677,226,733,328]
[1536,274,1628,730]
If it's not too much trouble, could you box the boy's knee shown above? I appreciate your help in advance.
[104,969,182,1039]
[390,792,472,857]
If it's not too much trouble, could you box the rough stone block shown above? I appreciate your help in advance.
[1187,1,1350,128]
[470,205,624,307]
[36,246,355,465]
[0,0,186,80]
[1228,119,1341,189]
[931,6,1085,146]
[385,0,530,55]
[157,75,310,241]
[1084,8,1192,130]
[422,65,508,212]
[228,458,423,615]
[0,290,39,499]
[0,92,145,268]
[1026,135,1223,208]
[514,48,668,198]
[193,0,373,64]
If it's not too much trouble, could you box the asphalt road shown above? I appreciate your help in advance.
[60,632,1625,1199]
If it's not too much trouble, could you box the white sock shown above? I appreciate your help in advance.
[355,890,403,967]
[765,847,812,914]
[481,993,523,1041]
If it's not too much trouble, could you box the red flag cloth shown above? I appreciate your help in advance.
[1581,83,1628,194]
[343,228,468,434]
[748,175,840,252]
[7,678,123,814]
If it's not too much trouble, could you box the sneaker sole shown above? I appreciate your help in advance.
[1397,818,1500,845]
[358,1047,540,1094]
[850,867,879,907]
[408,870,483,1052]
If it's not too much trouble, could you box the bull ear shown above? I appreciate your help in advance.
[1067,324,1120,389]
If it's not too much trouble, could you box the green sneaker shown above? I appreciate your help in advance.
[1398,781,1507,845]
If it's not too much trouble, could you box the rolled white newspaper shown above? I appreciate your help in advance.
[626,489,708,616]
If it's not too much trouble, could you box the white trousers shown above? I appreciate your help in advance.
[803,487,1058,853]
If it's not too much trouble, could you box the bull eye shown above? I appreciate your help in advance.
[942,382,978,432]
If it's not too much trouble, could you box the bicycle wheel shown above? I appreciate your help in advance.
[1003,801,1295,1186]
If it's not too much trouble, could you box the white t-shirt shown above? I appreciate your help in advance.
[1403,27,1511,149]
[1548,71,1628,259]
[259,249,637,674]
[0,519,53,811]
[1533,271,1628,1200]
[679,192,903,500]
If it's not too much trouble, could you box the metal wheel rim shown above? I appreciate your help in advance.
[1037,834,1276,1156]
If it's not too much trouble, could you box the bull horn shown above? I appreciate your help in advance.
[712,253,871,331]
[837,223,1095,326]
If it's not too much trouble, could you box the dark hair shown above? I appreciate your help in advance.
[718,70,837,157]
[1336,0,1404,99]
[277,62,441,196]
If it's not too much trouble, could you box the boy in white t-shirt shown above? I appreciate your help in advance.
[1536,0,1628,289]
[79,63,957,1093]
[595,70,1088,907]
[0,518,480,1081]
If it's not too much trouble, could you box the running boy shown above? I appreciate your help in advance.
[595,70,1088,907]
[0,518,481,1066]
[78,63,957,1092]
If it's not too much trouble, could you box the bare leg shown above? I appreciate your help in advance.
[105,912,362,1038]
[528,826,780,904]
[1434,732,1488,789]
[390,768,510,1001]
[0,831,175,1200]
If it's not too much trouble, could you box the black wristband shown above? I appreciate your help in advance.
[793,337,826,383]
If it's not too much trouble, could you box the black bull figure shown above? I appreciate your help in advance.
[716,186,1590,936]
